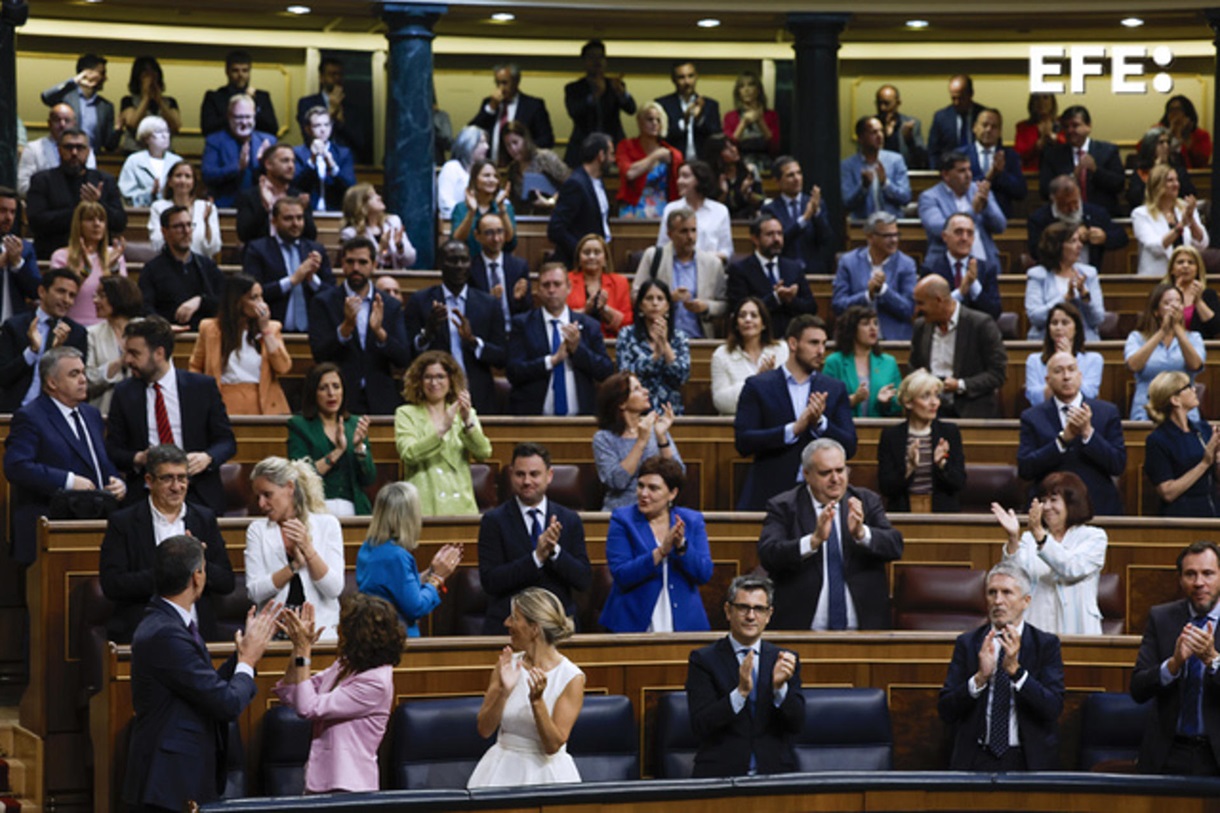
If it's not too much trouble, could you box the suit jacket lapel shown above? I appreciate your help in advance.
[41,396,95,472]
[952,314,971,378]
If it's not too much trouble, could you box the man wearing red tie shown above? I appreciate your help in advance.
[1038,105,1125,216]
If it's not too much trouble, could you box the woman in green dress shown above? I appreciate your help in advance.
[821,305,903,418]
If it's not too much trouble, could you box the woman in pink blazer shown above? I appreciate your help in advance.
[275,595,406,792]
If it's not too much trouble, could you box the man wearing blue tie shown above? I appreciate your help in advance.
[242,197,334,331]
[469,212,531,332]
[0,268,87,413]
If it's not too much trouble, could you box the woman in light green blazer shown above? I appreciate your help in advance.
[821,305,903,418]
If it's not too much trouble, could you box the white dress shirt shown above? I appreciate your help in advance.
[144,362,184,449]
[967,620,1031,748]
[541,307,580,416]
[800,488,873,631]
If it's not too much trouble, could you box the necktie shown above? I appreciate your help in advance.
[736,646,759,773]
[987,654,1013,757]
[550,318,569,416]
[153,382,174,445]
[1179,615,1210,736]
[285,242,306,331]
[447,293,466,370]
[70,409,105,488]
[766,261,778,286]
[953,260,963,288]
[981,148,992,176]
[825,511,848,630]
[788,199,799,222]
[187,619,205,649]
[528,508,542,549]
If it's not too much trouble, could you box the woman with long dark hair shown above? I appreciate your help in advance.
[656,160,733,262]
[119,56,182,145]
[593,371,681,511]
[1024,301,1103,407]
[1159,95,1211,169]
[1125,282,1205,421]
[821,304,902,418]
[615,279,690,415]
[701,132,763,219]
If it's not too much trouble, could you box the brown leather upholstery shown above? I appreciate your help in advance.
[220,462,253,517]
[470,463,499,511]
[1098,311,1121,340]
[892,566,987,631]
[996,312,1019,340]
[1097,571,1124,635]
[447,568,488,636]
[958,463,1024,513]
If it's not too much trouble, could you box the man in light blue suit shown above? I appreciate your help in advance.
[841,116,910,221]
[831,212,916,341]
[918,150,1006,273]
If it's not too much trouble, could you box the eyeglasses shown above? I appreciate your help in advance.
[154,473,190,485]
[728,602,772,615]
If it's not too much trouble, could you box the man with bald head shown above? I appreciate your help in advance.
[874,84,926,169]
[1016,350,1125,515]
[201,95,277,207]
[909,274,1006,419]
[928,74,987,160]
[17,104,96,197]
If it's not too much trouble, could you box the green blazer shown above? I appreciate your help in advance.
[821,351,903,418]
[287,414,378,514]
[394,403,493,516]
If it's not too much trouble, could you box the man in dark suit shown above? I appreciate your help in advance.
[296,57,365,161]
[235,143,318,244]
[242,197,334,332]
[0,268,87,413]
[26,128,126,259]
[686,574,804,777]
[919,212,1002,320]
[1132,541,1220,776]
[875,83,927,170]
[563,39,636,167]
[759,157,834,274]
[99,444,234,643]
[470,62,555,160]
[655,61,721,161]
[470,212,531,331]
[3,346,125,565]
[40,53,120,153]
[969,109,1026,217]
[309,237,411,416]
[938,561,1065,771]
[106,317,236,517]
[201,95,277,208]
[293,107,356,213]
[910,275,1007,419]
[1028,175,1127,271]
[927,74,987,161]
[200,49,279,137]
[507,263,613,416]
[122,535,278,811]
[478,443,592,634]
[1017,352,1126,515]
[0,187,40,323]
[734,315,856,511]
[405,240,506,415]
[547,132,612,268]
[758,439,903,631]
[139,205,226,331]
[1038,105,1126,216]
[726,214,818,339]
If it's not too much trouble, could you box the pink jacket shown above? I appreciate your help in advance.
[274,662,394,792]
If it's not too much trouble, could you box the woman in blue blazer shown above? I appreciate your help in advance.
[599,456,712,633]
[1025,222,1106,341]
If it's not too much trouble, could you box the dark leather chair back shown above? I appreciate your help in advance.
[1097,572,1124,634]
[892,566,987,631]
[211,573,252,641]
[389,696,492,789]
[448,568,487,636]
[567,695,638,781]
[1078,692,1151,772]
[653,691,697,779]
[222,718,247,799]
[797,687,892,771]
[470,463,498,511]
[996,312,1019,340]
[219,462,253,517]
[958,463,1024,513]
[74,575,114,703]
[261,705,312,795]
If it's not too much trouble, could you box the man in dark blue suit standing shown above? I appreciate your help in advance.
[1017,352,1126,516]
[478,443,592,634]
[469,212,531,332]
[1038,106,1126,216]
[969,109,1026,218]
[405,240,506,415]
[938,562,1065,771]
[0,188,40,323]
[655,61,721,161]
[123,535,279,812]
[507,263,613,416]
[242,197,334,332]
[734,314,856,511]
[726,214,818,340]
[759,156,833,274]
[927,74,987,161]
[293,107,356,213]
[548,133,612,268]
[4,346,125,565]
[0,267,87,413]
[469,62,555,159]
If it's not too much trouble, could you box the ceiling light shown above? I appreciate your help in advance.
[286,5,311,14]
[697,18,721,28]
[905,20,930,29]
[490,12,515,22]
[1120,17,1144,28]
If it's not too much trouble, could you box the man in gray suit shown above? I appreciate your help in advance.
[40,53,119,153]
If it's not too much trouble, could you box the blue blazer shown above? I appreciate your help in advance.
[506,308,613,416]
[968,144,1027,217]
[477,499,592,634]
[470,253,532,317]
[831,246,917,341]
[292,142,356,212]
[920,253,1002,320]
[759,194,833,274]
[122,599,254,809]
[840,150,911,219]
[308,284,410,416]
[1,237,40,311]
[403,284,507,415]
[241,235,335,325]
[1017,396,1126,516]
[927,102,987,161]
[547,167,604,268]
[599,505,713,633]
[733,368,857,511]
[1024,263,1105,341]
[296,92,364,155]
[201,129,277,207]
[0,310,88,413]
[4,393,119,564]
[918,180,1006,271]
[725,254,817,339]
[938,622,1064,771]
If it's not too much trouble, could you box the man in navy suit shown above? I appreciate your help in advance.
[0,188,40,322]
[939,562,1065,771]
[309,237,411,416]
[831,212,916,341]
[99,444,234,643]
[927,74,988,161]
[4,346,125,565]
[548,132,612,268]
[757,439,903,631]
[201,95,277,208]
[478,443,592,634]
[507,263,613,416]
[1133,541,1220,776]
[969,109,1026,217]
[734,315,856,511]
[242,197,334,332]
[1017,352,1126,516]
[470,212,531,332]
[0,268,87,413]
[405,240,506,415]
[293,107,356,213]
[918,151,1006,275]
[1039,106,1126,216]
[26,128,126,259]
[470,62,556,160]
[726,214,818,339]
[655,61,721,161]
[200,49,279,136]
[759,156,833,274]
[296,57,365,161]
[1029,175,1127,271]
[122,535,278,811]
[920,212,1002,320]
[106,317,236,517]
[234,144,318,245]
[562,39,636,167]
[686,574,804,777]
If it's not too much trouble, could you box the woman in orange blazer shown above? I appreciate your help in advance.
[189,273,291,415]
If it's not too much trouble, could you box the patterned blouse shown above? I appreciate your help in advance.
[615,323,691,414]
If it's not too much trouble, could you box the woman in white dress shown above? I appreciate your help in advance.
[990,471,1107,635]
[468,587,585,788]
[1131,163,1208,277]
[85,275,142,415]
[710,296,788,415]
[656,160,733,263]
[148,161,221,258]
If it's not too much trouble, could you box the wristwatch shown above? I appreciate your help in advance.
[294,656,310,667]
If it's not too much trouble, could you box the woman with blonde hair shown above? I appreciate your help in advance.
[50,201,126,327]
[724,71,780,175]
[1132,163,1208,277]
[244,456,344,639]
[1144,370,1220,518]
[1161,245,1220,339]
[877,370,966,513]
[340,183,416,269]
[566,233,632,338]
[394,350,493,516]
[468,586,585,788]
[450,158,518,256]
[356,482,463,636]
[616,101,683,219]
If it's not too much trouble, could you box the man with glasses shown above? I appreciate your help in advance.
[138,205,226,330]
[685,574,805,777]
[26,127,126,259]
[831,211,916,341]
[99,444,235,643]
[469,212,531,331]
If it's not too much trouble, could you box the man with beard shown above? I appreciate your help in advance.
[200,49,279,137]
[1133,541,1220,776]
[0,187,40,322]
[874,84,926,170]
[235,143,317,243]
[139,205,225,330]
[202,95,277,207]
[548,133,613,267]
[242,197,333,332]
[726,214,817,338]
[841,116,910,221]
[17,104,95,197]
[1027,175,1126,271]
[1038,105,1125,216]
[26,128,126,259]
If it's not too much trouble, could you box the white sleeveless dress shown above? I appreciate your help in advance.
[467,653,584,788]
